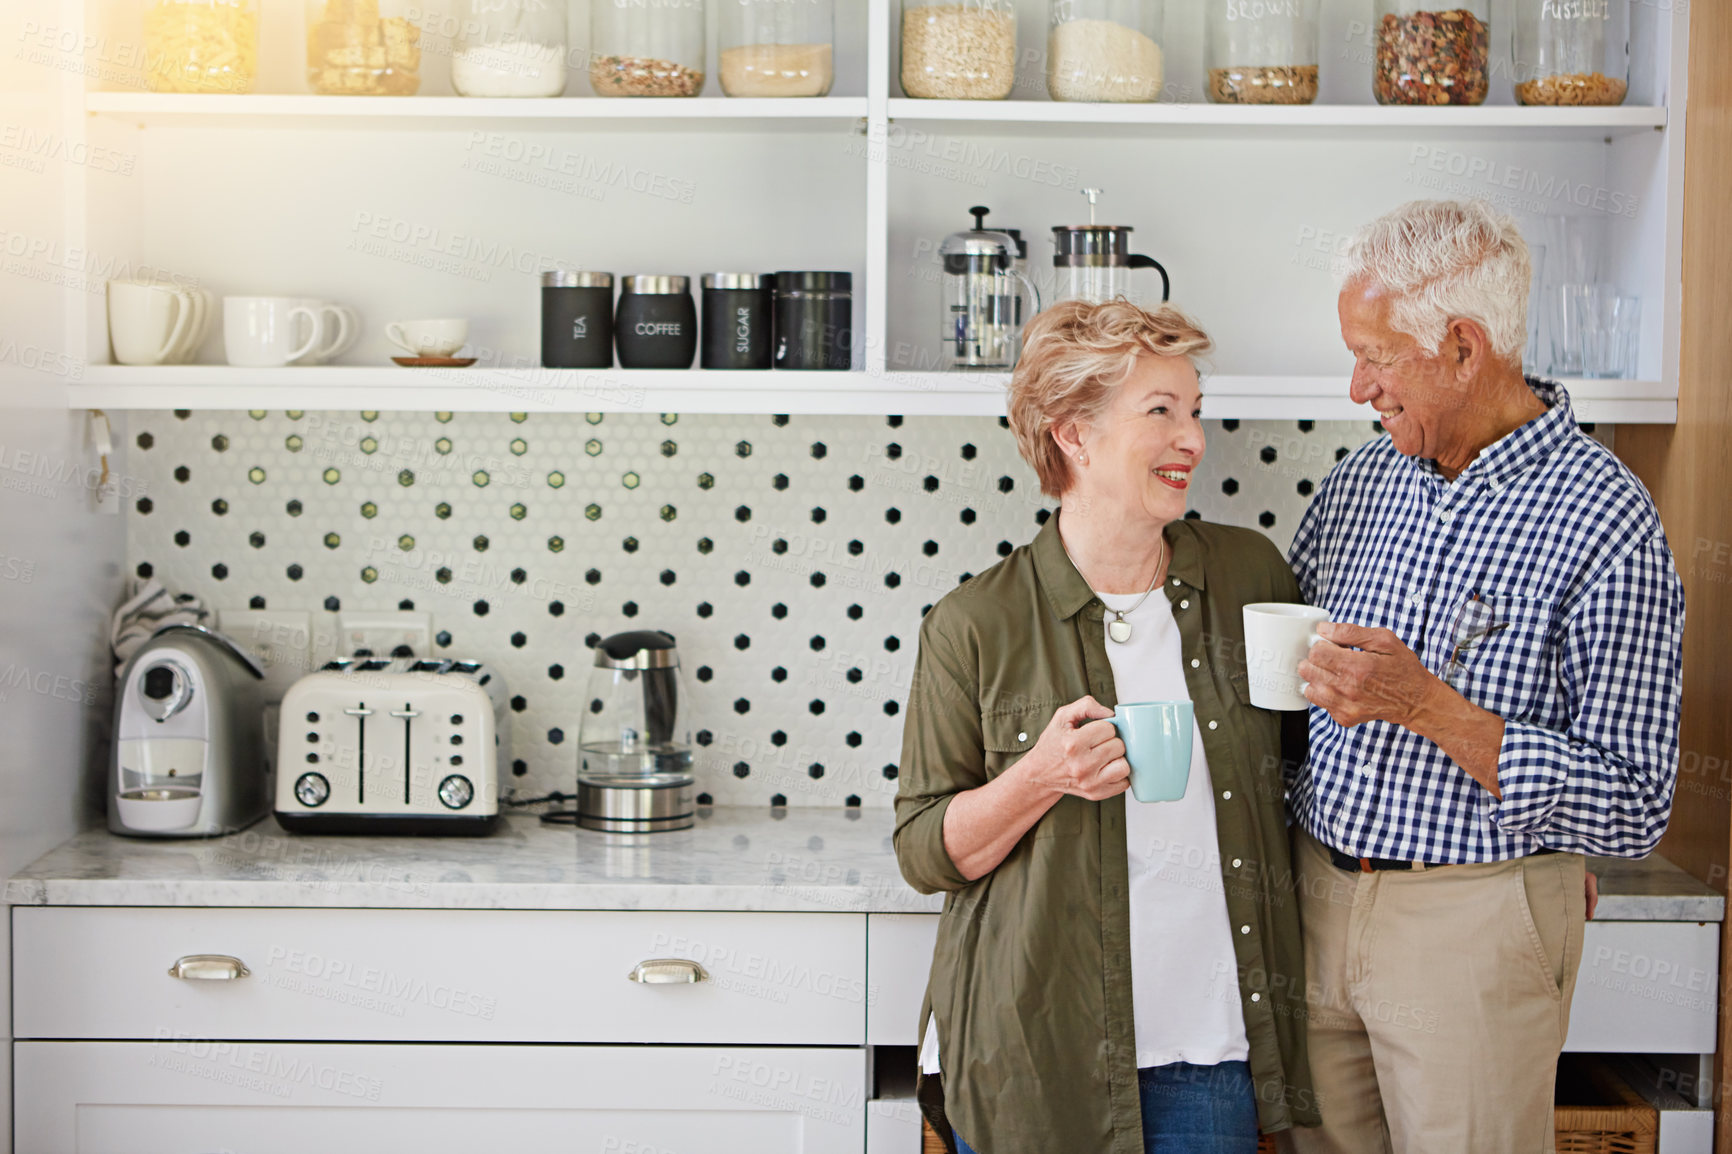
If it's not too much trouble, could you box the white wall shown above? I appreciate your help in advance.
[0,4,130,1148]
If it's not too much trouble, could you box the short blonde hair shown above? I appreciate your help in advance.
[1337,199,1531,362]
[1008,299,1213,498]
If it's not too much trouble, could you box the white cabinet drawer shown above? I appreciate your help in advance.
[1565,921,1719,1054]
[867,913,939,1045]
[13,906,866,1045]
[15,1041,867,1154]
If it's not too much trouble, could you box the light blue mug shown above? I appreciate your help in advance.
[1112,701,1194,803]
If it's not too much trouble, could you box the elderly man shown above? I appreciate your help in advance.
[1286,199,1685,1153]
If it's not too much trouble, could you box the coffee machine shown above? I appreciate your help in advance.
[111,623,271,838]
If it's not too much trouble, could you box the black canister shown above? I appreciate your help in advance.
[616,276,698,370]
[541,270,615,369]
[700,273,774,370]
[773,271,853,371]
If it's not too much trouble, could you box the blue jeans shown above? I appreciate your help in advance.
[954,1060,1259,1154]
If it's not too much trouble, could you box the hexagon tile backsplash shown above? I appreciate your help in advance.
[126,411,1382,809]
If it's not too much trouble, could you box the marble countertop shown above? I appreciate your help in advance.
[4,809,943,915]
[4,809,1720,921]
[1587,852,1723,922]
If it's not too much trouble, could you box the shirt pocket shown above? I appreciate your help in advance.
[981,704,1085,839]
[1449,595,1558,722]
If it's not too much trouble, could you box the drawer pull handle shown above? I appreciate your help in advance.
[168,954,251,981]
[628,958,709,985]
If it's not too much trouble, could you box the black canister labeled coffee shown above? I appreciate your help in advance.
[774,271,853,371]
[700,273,773,370]
[616,275,698,370]
[542,270,615,369]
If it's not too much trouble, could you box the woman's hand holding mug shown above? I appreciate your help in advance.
[1018,695,1130,801]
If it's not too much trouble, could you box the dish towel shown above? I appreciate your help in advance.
[110,578,208,677]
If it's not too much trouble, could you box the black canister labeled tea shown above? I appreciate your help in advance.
[700,273,773,370]
[616,275,698,370]
[542,270,615,369]
[774,271,853,371]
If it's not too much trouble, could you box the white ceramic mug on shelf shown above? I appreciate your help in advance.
[165,287,215,363]
[386,318,468,358]
[1242,602,1331,711]
[223,296,324,367]
[295,299,360,364]
[107,280,197,366]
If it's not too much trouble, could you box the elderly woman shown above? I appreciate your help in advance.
[895,299,1318,1154]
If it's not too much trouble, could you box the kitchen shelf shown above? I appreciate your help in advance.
[885,99,1669,137]
[67,367,1674,422]
[82,92,871,128]
[50,0,1688,423]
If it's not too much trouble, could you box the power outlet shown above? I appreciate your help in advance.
[338,611,433,660]
[217,610,316,702]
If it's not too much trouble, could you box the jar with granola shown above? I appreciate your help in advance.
[144,0,259,94]
[1047,0,1165,104]
[1373,0,1489,106]
[305,0,421,95]
[1513,0,1628,106]
[590,0,707,98]
[1206,0,1319,105]
[901,0,1018,101]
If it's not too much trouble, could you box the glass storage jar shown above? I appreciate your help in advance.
[144,0,259,93]
[1206,0,1320,104]
[305,0,421,95]
[590,0,706,97]
[1373,0,1489,105]
[452,0,568,97]
[901,0,1017,101]
[1047,0,1164,103]
[1512,0,1628,105]
[720,0,835,97]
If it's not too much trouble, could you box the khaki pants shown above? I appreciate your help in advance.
[1287,828,1586,1154]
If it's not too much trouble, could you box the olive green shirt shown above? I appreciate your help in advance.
[895,515,1319,1153]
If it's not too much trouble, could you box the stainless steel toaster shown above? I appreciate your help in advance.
[275,657,508,835]
[111,623,271,838]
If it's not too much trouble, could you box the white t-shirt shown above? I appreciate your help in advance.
[920,589,1248,1075]
[1107,589,1249,1069]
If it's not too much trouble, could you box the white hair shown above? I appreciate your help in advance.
[1337,199,1531,363]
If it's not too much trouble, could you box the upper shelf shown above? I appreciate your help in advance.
[81,93,1667,136]
[67,366,1674,422]
[886,99,1669,137]
[82,92,871,128]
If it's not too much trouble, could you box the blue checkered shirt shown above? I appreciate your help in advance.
[1286,380,1684,863]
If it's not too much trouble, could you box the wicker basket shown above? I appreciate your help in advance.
[1554,1054,1658,1154]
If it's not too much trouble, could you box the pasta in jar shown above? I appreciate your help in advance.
[144,0,259,94]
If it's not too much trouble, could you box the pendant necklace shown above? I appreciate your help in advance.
[1067,534,1167,645]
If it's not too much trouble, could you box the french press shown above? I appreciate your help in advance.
[940,206,1042,370]
[1050,188,1171,306]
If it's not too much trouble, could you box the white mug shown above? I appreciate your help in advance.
[108,281,196,366]
[224,296,324,367]
[165,287,215,364]
[386,318,468,358]
[1242,603,1331,711]
[295,299,360,364]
